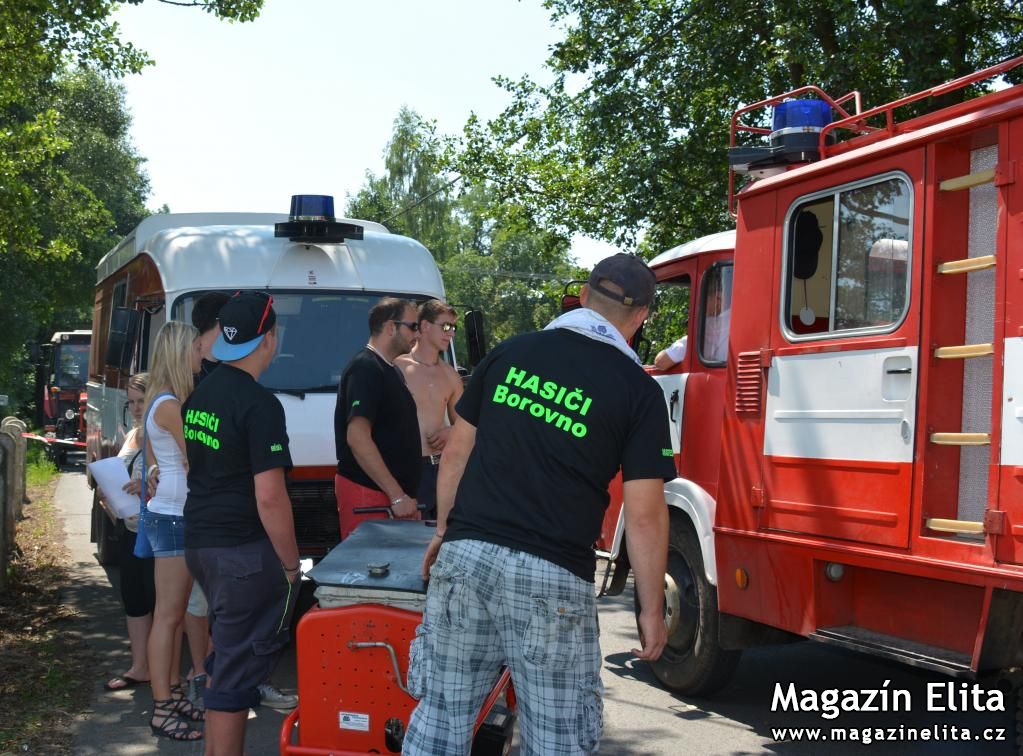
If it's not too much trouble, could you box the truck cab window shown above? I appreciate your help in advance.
[645,277,690,366]
[699,264,732,365]
[784,174,911,337]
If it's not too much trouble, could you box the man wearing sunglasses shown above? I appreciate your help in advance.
[396,300,464,519]
[334,297,422,539]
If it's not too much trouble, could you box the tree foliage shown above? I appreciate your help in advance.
[345,108,584,349]
[0,69,151,407]
[456,0,1023,254]
[0,0,265,411]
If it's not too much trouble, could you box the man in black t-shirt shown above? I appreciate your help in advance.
[183,291,299,753]
[191,290,230,385]
[334,297,422,539]
[404,255,676,755]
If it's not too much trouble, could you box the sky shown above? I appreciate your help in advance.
[110,0,620,267]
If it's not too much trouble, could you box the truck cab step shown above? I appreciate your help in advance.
[809,625,973,678]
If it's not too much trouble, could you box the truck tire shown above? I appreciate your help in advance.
[634,508,740,697]
[92,491,120,567]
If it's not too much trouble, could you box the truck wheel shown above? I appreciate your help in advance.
[92,492,120,567]
[634,509,740,697]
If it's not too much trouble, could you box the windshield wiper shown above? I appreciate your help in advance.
[265,387,307,399]
[264,384,338,400]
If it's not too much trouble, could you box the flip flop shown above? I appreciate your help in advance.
[105,674,148,691]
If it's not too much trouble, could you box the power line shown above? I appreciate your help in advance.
[447,267,573,282]
[382,174,463,226]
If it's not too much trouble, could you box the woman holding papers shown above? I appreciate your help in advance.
[103,372,156,692]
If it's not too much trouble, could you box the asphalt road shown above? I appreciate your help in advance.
[54,469,1016,755]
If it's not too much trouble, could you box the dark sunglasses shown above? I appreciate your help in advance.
[433,322,458,333]
[392,320,420,332]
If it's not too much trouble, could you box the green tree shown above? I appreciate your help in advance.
[0,69,150,408]
[0,0,265,412]
[457,0,1023,254]
[346,107,465,261]
[345,108,583,350]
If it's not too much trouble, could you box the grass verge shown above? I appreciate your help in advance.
[0,474,94,755]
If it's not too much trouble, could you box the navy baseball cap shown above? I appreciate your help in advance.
[588,253,656,307]
[212,291,276,361]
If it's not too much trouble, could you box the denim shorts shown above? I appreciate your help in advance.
[142,511,187,558]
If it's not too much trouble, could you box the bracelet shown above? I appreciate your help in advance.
[282,563,300,573]
[390,495,406,507]
[432,532,444,540]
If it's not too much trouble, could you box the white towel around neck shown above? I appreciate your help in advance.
[544,307,641,364]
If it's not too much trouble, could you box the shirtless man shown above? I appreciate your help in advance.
[396,300,463,519]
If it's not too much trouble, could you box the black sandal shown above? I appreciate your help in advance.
[150,698,203,741]
[166,691,205,722]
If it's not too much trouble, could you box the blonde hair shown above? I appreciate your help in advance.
[145,321,198,410]
[127,372,149,396]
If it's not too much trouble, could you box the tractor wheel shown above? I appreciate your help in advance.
[635,508,740,697]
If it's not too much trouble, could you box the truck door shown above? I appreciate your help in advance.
[763,156,924,548]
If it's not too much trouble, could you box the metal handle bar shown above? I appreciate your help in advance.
[347,641,412,696]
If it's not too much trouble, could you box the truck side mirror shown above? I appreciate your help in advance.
[463,309,488,370]
[105,308,141,374]
[560,281,586,313]
[631,322,652,364]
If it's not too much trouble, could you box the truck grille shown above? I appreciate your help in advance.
[287,479,341,556]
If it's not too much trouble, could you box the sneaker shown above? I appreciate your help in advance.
[258,683,298,709]
[187,673,208,704]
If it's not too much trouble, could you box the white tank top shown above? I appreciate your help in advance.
[145,394,188,517]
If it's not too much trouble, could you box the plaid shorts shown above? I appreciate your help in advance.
[403,539,603,755]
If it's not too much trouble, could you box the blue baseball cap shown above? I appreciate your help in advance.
[212,291,276,361]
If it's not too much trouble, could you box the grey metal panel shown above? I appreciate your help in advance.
[957,144,998,522]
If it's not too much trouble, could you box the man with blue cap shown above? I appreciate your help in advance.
[182,291,300,755]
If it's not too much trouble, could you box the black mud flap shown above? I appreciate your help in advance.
[471,703,516,756]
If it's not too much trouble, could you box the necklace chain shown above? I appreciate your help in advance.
[411,351,439,367]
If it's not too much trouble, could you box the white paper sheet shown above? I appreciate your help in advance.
[88,456,140,519]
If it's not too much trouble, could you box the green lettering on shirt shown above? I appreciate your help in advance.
[662,448,673,457]
[270,443,283,453]
[490,366,594,440]
[352,400,361,408]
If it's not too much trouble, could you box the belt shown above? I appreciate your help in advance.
[423,454,441,466]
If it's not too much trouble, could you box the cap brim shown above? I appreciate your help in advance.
[212,332,264,361]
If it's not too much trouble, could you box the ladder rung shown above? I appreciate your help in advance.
[926,518,984,535]
[937,255,996,274]
[934,343,994,359]
[930,432,991,446]
[939,168,995,192]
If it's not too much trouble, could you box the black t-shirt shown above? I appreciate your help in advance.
[446,329,676,581]
[183,363,292,548]
[194,358,219,387]
[335,347,421,496]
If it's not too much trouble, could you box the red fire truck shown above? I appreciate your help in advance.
[595,56,1023,706]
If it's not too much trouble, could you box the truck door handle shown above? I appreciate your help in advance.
[669,389,680,423]
[886,367,912,375]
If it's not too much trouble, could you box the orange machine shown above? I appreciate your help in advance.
[279,520,516,755]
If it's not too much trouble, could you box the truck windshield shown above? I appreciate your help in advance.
[175,292,388,393]
[54,343,90,387]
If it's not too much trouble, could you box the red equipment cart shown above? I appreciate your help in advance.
[279,520,516,755]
